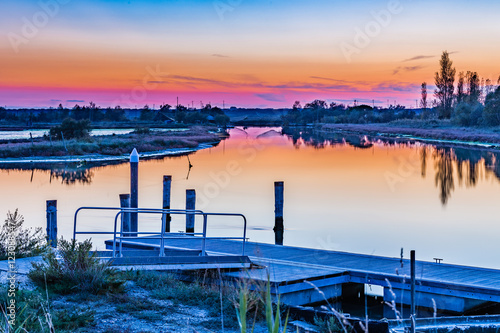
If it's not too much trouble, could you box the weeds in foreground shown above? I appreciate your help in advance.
[314,316,344,333]
[0,287,95,332]
[235,275,289,333]
[28,238,124,295]
[0,209,47,260]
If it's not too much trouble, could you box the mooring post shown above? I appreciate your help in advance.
[119,194,131,237]
[162,175,172,233]
[186,189,196,234]
[130,149,139,236]
[46,200,57,248]
[410,250,416,333]
[273,181,284,245]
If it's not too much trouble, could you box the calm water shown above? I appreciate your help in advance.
[1,127,500,269]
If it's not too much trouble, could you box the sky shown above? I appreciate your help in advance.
[1,0,499,109]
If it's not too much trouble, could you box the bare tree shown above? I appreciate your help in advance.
[434,51,456,118]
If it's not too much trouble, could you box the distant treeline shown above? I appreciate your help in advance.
[0,102,230,127]
[282,100,418,125]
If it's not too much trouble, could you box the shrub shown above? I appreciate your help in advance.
[214,114,230,126]
[483,87,500,126]
[133,127,150,134]
[49,118,92,140]
[0,209,46,260]
[452,102,483,126]
[28,238,124,295]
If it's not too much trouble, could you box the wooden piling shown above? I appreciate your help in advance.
[411,250,416,333]
[46,200,57,248]
[162,176,172,233]
[273,181,284,245]
[186,189,196,234]
[130,149,139,236]
[119,194,131,237]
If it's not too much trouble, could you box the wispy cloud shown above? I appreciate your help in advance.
[393,65,424,75]
[66,99,85,103]
[255,93,286,102]
[212,54,229,58]
[402,55,435,62]
[148,74,418,95]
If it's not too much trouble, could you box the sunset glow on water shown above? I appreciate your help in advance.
[2,127,500,269]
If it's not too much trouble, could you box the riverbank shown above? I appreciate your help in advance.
[0,126,222,161]
[320,122,500,148]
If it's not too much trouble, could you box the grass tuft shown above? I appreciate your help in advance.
[28,238,124,295]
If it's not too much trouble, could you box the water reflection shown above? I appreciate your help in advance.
[49,168,94,185]
[283,127,500,206]
[434,149,455,205]
[0,164,96,185]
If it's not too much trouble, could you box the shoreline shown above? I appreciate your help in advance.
[320,123,500,149]
[0,143,215,166]
[0,126,222,162]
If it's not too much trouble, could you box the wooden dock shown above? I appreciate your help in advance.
[106,237,500,316]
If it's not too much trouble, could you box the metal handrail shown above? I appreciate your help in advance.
[112,209,247,258]
[73,206,247,258]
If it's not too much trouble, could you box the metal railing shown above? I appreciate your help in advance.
[73,206,247,258]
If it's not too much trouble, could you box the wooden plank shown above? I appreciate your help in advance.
[111,237,500,303]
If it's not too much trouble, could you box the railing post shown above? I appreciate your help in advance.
[273,181,284,245]
[162,175,172,233]
[201,214,208,256]
[46,200,57,248]
[411,250,416,333]
[119,194,131,237]
[130,149,139,236]
[186,189,196,234]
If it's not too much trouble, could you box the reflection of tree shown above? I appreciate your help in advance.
[420,147,427,178]
[454,148,483,188]
[50,168,94,185]
[434,149,455,205]
[484,152,500,180]
[282,127,500,205]
[282,127,372,149]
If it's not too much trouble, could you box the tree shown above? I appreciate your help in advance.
[49,118,92,140]
[434,51,456,118]
[160,103,172,112]
[452,102,483,126]
[420,82,428,119]
[456,72,465,105]
[483,87,500,126]
[465,71,480,103]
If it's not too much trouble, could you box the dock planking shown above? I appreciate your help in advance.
[107,237,500,311]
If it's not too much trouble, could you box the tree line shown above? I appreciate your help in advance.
[428,51,500,126]
[0,102,230,127]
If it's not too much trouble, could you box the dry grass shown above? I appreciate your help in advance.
[0,126,220,158]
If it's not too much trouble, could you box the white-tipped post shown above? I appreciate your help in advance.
[130,149,139,236]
